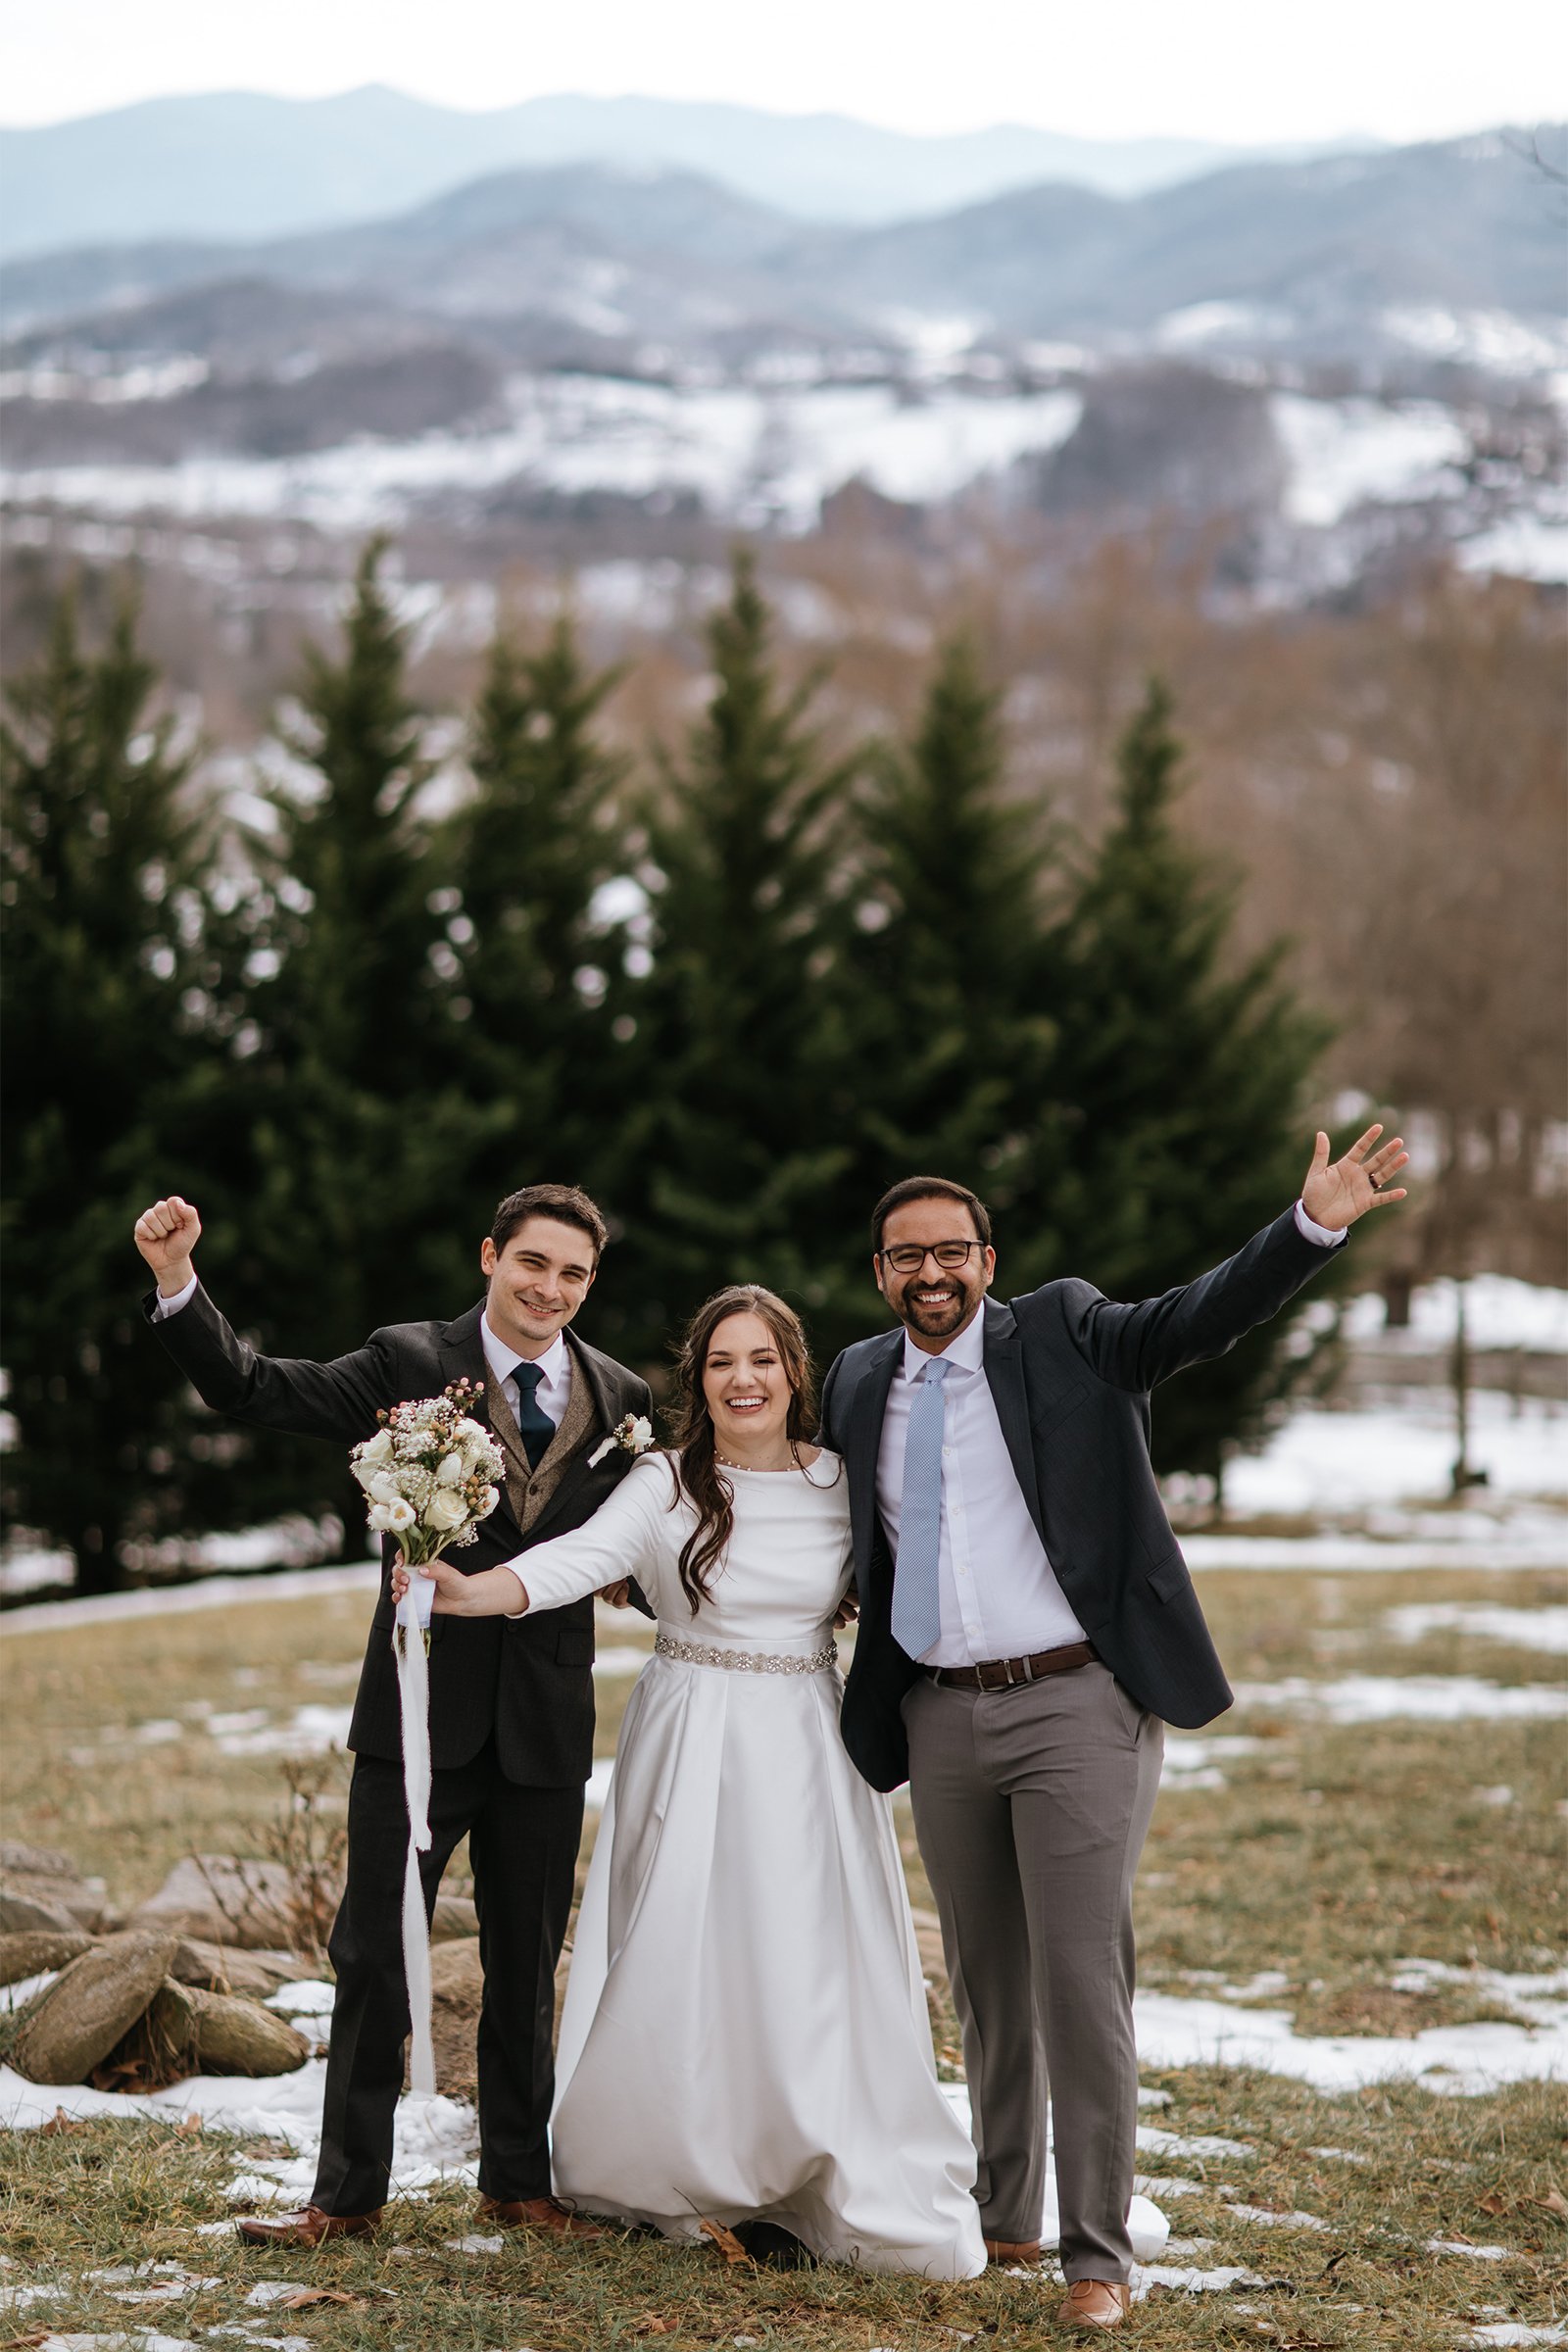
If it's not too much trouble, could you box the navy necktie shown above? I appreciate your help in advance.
[512,1361,555,1470]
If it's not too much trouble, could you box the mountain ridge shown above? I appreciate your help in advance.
[4,130,1558,360]
[0,83,1382,260]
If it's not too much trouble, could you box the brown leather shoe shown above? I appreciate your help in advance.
[1060,2278,1132,2329]
[475,2193,608,2241]
[235,2204,380,2248]
[984,2234,1043,2264]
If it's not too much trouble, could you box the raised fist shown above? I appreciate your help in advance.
[133,1196,203,1292]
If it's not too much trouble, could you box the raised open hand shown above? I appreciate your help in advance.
[133,1196,202,1291]
[1301,1123,1409,1232]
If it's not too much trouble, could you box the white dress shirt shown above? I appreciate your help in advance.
[876,1305,1088,1667]
[152,1276,572,1431]
[480,1317,570,1432]
[874,1200,1344,1668]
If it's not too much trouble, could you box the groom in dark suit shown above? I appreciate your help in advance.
[819,1125,1407,2330]
[133,1182,652,2249]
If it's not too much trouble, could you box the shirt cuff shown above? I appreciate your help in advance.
[151,1273,200,1319]
[1294,1199,1348,1249]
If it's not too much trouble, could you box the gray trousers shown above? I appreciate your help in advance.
[903,1660,1163,2283]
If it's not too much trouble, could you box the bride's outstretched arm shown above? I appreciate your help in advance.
[393,1454,673,1619]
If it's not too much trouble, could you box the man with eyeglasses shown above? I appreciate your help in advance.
[818,1127,1408,2330]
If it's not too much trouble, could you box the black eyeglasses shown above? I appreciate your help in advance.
[878,1241,985,1274]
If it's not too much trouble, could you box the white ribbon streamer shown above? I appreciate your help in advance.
[394,1567,437,2098]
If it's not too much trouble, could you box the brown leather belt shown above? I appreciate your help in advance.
[930,1641,1099,1690]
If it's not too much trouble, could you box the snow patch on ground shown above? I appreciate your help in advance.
[1183,1523,1568,1571]
[1385,1602,1568,1654]
[0,377,1085,534]
[1159,1736,1265,1792]
[1135,1963,1568,2093]
[2,1564,380,1632]
[1464,2328,1568,2347]
[1459,509,1568,584]
[1272,393,1468,525]
[1228,1675,1567,1723]
[1224,2200,1328,2229]
[1223,1392,1568,1521]
[1342,1275,1568,1354]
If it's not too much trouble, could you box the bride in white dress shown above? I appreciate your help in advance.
[402,1284,985,2280]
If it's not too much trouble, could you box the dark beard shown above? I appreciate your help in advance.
[898,1282,980,1338]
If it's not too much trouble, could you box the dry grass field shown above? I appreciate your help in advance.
[2,1559,1564,2349]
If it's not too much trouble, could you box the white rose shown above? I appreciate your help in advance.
[352,1458,380,1492]
[361,1429,393,1463]
[367,1502,393,1532]
[368,1474,401,1507]
[386,1497,416,1533]
[435,1453,466,1486]
[424,1487,468,1533]
[629,1417,654,1449]
[454,1418,487,1448]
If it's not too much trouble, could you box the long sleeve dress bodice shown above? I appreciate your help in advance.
[505,1446,853,1654]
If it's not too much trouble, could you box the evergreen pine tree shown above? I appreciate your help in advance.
[443,614,629,1206]
[603,553,863,1364]
[1037,678,1333,1483]
[238,541,486,1547]
[0,595,268,1589]
[854,633,1057,1214]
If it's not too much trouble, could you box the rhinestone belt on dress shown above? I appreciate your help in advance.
[654,1633,837,1675]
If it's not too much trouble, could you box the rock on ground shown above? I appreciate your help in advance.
[168,1937,317,2000]
[148,1979,310,2077]
[0,1841,115,1933]
[403,1936,483,2102]
[10,1932,177,2084]
[0,1928,96,1985]
[431,1892,479,1940]
[125,1855,299,1948]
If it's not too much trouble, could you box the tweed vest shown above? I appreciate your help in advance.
[485,1353,600,1534]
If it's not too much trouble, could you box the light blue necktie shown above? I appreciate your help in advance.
[892,1357,952,1661]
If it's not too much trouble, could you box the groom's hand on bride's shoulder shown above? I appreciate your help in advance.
[133,1195,203,1292]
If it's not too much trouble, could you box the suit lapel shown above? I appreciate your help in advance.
[982,1298,1046,1546]
[524,1331,616,1544]
[845,1331,903,1579]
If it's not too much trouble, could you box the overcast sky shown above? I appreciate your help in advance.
[3,0,1563,136]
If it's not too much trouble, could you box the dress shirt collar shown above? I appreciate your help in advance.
[481,1315,568,1394]
[898,1303,987,1384]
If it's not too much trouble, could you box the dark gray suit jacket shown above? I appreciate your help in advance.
[819,1204,1344,1790]
[145,1285,652,1787]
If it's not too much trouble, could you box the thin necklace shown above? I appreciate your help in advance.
[714,1446,798,1473]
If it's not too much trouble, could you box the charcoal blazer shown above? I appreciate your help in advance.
[145,1285,653,1787]
[820,1204,1344,1790]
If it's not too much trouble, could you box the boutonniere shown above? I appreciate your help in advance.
[588,1413,656,1468]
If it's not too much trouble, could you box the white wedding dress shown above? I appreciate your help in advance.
[511,1447,985,2279]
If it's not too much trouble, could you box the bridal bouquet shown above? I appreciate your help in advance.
[351,1379,504,1566]
[350,1379,504,2100]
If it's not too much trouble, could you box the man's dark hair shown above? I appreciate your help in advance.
[491,1184,610,1261]
[871,1175,993,1255]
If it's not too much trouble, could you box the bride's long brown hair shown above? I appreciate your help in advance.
[664,1284,822,1614]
